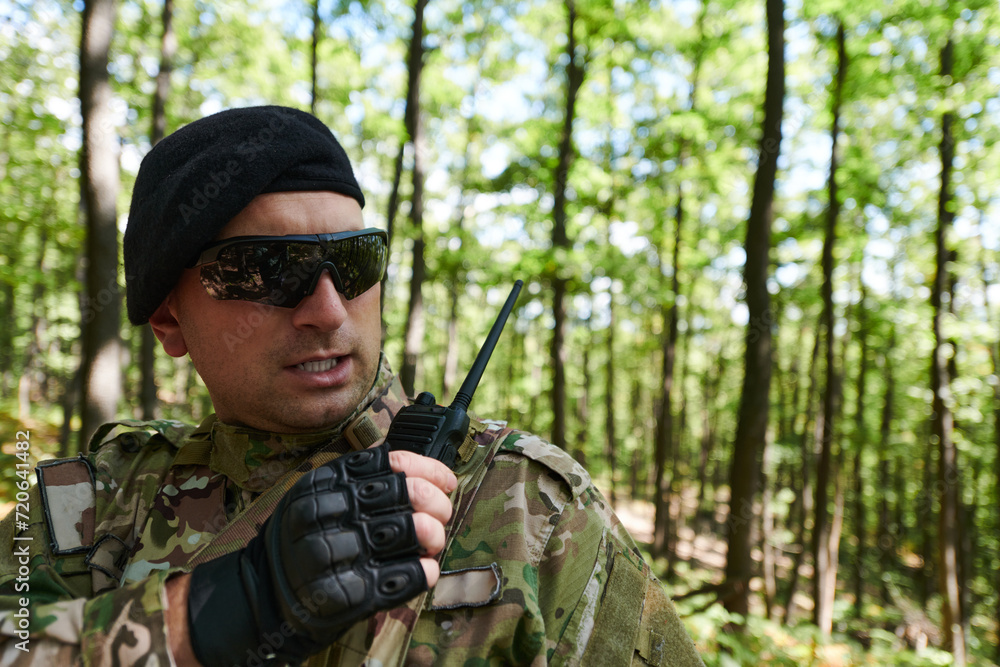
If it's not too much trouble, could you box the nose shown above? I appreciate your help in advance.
[290,270,348,331]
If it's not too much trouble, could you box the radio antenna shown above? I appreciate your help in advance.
[450,280,523,412]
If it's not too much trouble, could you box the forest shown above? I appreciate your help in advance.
[1,0,999,664]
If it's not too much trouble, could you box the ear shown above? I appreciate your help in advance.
[148,294,189,358]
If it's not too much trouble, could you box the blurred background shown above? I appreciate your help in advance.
[1,0,998,664]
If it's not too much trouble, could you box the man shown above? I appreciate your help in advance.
[0,106,703,666]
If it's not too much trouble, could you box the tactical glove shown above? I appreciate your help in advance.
[186,444,427,667]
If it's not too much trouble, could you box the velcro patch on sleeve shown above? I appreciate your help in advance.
[36,457,96,554]
[429,563,502,610]
[86,534,130,593]
[581,547,646,667]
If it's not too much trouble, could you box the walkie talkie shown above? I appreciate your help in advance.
[386,280,523,469]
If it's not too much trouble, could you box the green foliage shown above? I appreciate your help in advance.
[1,0,998,662]
[681,601,979,666]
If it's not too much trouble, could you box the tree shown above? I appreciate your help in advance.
[931,34,965,666]
[812,20,847,636]
[548,0,584,451]
[851,281,869,618]
[399,0,428,397]
[78,0,122,450]
[987,252,1000,667]
[310,0,320,115]
[139,0,176,420]
[652,0,707,561]
[722,0,784,621]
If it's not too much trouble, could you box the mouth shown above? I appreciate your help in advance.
[294,357,342,372]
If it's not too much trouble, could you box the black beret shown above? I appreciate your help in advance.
[124,105,365,325]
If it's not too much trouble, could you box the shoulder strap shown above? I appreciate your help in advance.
[88,419,194,454]
[183,408,389,569]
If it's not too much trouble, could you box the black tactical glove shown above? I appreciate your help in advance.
[187,444,427,667]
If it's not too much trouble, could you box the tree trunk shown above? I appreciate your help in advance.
[653,0,705,561]
[931,36,965,666]
[399,0,428,398]
[994,342,1000,666]
[151,0,173,149]
[630,377,646,500]
[722,0,784,622]
[782,321,820,624]
[823,450,847,624]
[919,421,935,607]
[669,322,689,577]
[505,321,523,426]
[380,142,405,316]
[140,0,175,420]
[310,0,320,115]
[695,354,721,522]
[0,121,18,398]
[875,331,896,604]
[574,323,591,467]
[548,0,583,450]
[598,58,619,507]
[528,320,543,434]
[653,209,681,557]
[59,363,83,457]
[761,439,777,619]
[443,285,459,397]
[695,369,711,519]
[812,21,846,635]
[18,225,48,419]
[787,353,801,463]
[78,0,122,451]
[984,245,1000,666]
[0,279,13,397]
[852,282,869,617]
[604,298,617,505]
[442,96,478,399]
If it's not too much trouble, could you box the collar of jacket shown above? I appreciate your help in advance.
[177,354,406,492]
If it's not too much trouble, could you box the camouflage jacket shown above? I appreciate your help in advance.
[0,361,703,666]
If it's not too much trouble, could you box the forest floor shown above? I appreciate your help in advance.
[613,487,812,606]
[608,489,998,667]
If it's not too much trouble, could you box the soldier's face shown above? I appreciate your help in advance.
[153,191,383,433]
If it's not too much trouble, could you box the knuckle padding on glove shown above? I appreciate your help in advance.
[267,446,426,639]
[187,444,429,667]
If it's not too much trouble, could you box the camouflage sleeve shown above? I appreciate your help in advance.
[0,422,191,666]
[555,476,705,666]
[0,482,178,666]
[511,433,704,667]
[408,430,704,666]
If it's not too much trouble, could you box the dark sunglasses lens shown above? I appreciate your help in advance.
[325,233,387,299]
[201,243,287,305]
[199,233,386,306]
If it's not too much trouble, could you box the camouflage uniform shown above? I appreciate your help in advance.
[0,359,703,666]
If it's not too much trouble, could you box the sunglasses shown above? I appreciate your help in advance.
[191,228,388,308]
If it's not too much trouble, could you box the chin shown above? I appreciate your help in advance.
[281,406,356,432]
